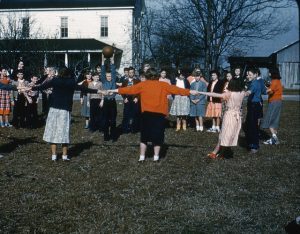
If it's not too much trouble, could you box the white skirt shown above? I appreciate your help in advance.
[43,107,71,144]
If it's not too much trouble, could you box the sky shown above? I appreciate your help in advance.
[250,3,299,56]
[145,0,299,57]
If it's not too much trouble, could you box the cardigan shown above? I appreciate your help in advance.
[118,80,190,116]
[33,76,98,111]
[207,79,224,103]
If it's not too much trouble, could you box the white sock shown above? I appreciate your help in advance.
[139,155,145,161]
[272,133,277,139]
[153,155,159,161]
[199,126,203,131]
[196,125,200,130]
[212,125,216,130]
[216,126,220,131]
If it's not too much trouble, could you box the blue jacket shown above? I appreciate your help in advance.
[190,80,206,104]
[248,79,267,103]
[101,64,116,99]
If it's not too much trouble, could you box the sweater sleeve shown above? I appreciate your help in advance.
[118,82,143,95]
[166,84,190,96]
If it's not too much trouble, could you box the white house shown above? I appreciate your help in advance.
[0,0,145,73]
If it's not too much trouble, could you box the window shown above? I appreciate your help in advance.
[22,17,30,38]
[100,16,108,37]
[61,17,68,38]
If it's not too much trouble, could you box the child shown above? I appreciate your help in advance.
[170,70,190,131]
[11,70,29,128]
[159,69,171,85]
[190,74,207,132]
[87,73,104,132]
[101,54,117,141]
[205,70,224,133]
[199,79,248,159]
[121,66,141,133]
[26,75,39,128]
[32,67,104,161]
[108,68,199,162]
[0,68,13,127]
[245,68,267,153]
[79,71,92,129]
[261,69,283,145]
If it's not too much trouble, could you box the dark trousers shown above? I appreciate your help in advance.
[26,99,38,128]
[12,94,27,128]
[103,99,117,140]
[89,99,103,132]
[42,93,51,117]
[245,102,262,149]
[122,99,140,133]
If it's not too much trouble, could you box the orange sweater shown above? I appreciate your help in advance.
[268,79,283,102]
[118,80,190,116]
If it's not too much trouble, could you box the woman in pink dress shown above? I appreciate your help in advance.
[199,79,249,159]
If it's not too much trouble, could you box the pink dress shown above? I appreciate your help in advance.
[219,91,246,146]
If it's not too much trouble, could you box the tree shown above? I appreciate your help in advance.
[145,0,295,77]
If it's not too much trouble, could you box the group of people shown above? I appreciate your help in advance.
[0,56,283,162]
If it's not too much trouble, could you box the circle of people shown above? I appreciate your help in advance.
[0,55,283,162]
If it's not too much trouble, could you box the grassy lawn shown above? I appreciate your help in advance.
[283,89,300,95]
[0,101,299,233]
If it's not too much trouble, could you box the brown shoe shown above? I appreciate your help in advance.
[207,152,218,159]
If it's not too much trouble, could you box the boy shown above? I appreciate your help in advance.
[245,68,267,153]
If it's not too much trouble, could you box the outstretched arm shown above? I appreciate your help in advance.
[198,91,228,99]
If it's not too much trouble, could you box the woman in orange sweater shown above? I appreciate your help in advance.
[109,68,199,162]
[261,69,283,145]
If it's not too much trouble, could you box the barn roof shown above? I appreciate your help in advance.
[272,40,299,55]
[0,0,136,9]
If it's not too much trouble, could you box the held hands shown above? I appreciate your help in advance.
[190,90,201,96]
[133,97,138,103]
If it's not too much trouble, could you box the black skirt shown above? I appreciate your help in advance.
[140,112,166,145]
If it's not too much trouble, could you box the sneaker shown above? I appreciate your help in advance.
[5,123,12,127]
[62,155,70,161]
[199,126,204,132]
[138,155,145,162]
[250,149,258,154]
[0,122,4,128]
[263,138,278,145]
[51,155,57,161]
[207,152,218,159]
[207,128,216,133]
[196,126,200,132]
[215,127,220,133]
[153,155,160,161]
[84,125,89,129]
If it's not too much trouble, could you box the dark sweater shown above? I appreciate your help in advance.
[33,76,98,111]
[207,79,225,103]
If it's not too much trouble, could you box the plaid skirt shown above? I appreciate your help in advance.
[0,89,11,115]
[43,108,71,144]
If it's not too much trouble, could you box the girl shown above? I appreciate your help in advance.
[189,74,207,132]
[223,71,234,92]
[32,67,104,161]
[0,68,13,127]
[199,79,248,159]
[159,69,171,85]
[79,71,92,129]
[108,68,199,162]
[205,70,224,133]
[170,70,190,131]
[261,69,283,145]
[87,73,104,132]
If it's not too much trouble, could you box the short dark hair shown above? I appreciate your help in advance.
[227,79,243,92]
[58,67,72,78]
[145,68,159,80]
[210,70,220,77]
[269,68,281,80]
[128,66,135,71]
[124,67,129,71]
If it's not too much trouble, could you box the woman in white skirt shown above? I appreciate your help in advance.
[170,70,190,131]
[33,67,104,161]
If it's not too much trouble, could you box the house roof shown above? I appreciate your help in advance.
[0,0,136,9]
[0,38,123,53]
[271,40,299,55]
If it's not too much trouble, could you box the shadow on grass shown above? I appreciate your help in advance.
[0,137,37,153]
[68,141,93,158]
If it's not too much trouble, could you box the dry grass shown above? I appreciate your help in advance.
[0,101,299,233]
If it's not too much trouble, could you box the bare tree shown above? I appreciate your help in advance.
[145,0,295,76]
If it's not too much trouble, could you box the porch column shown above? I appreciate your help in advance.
[87,53,91,66]
[64,53,68,67]
[44,53,48,67]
